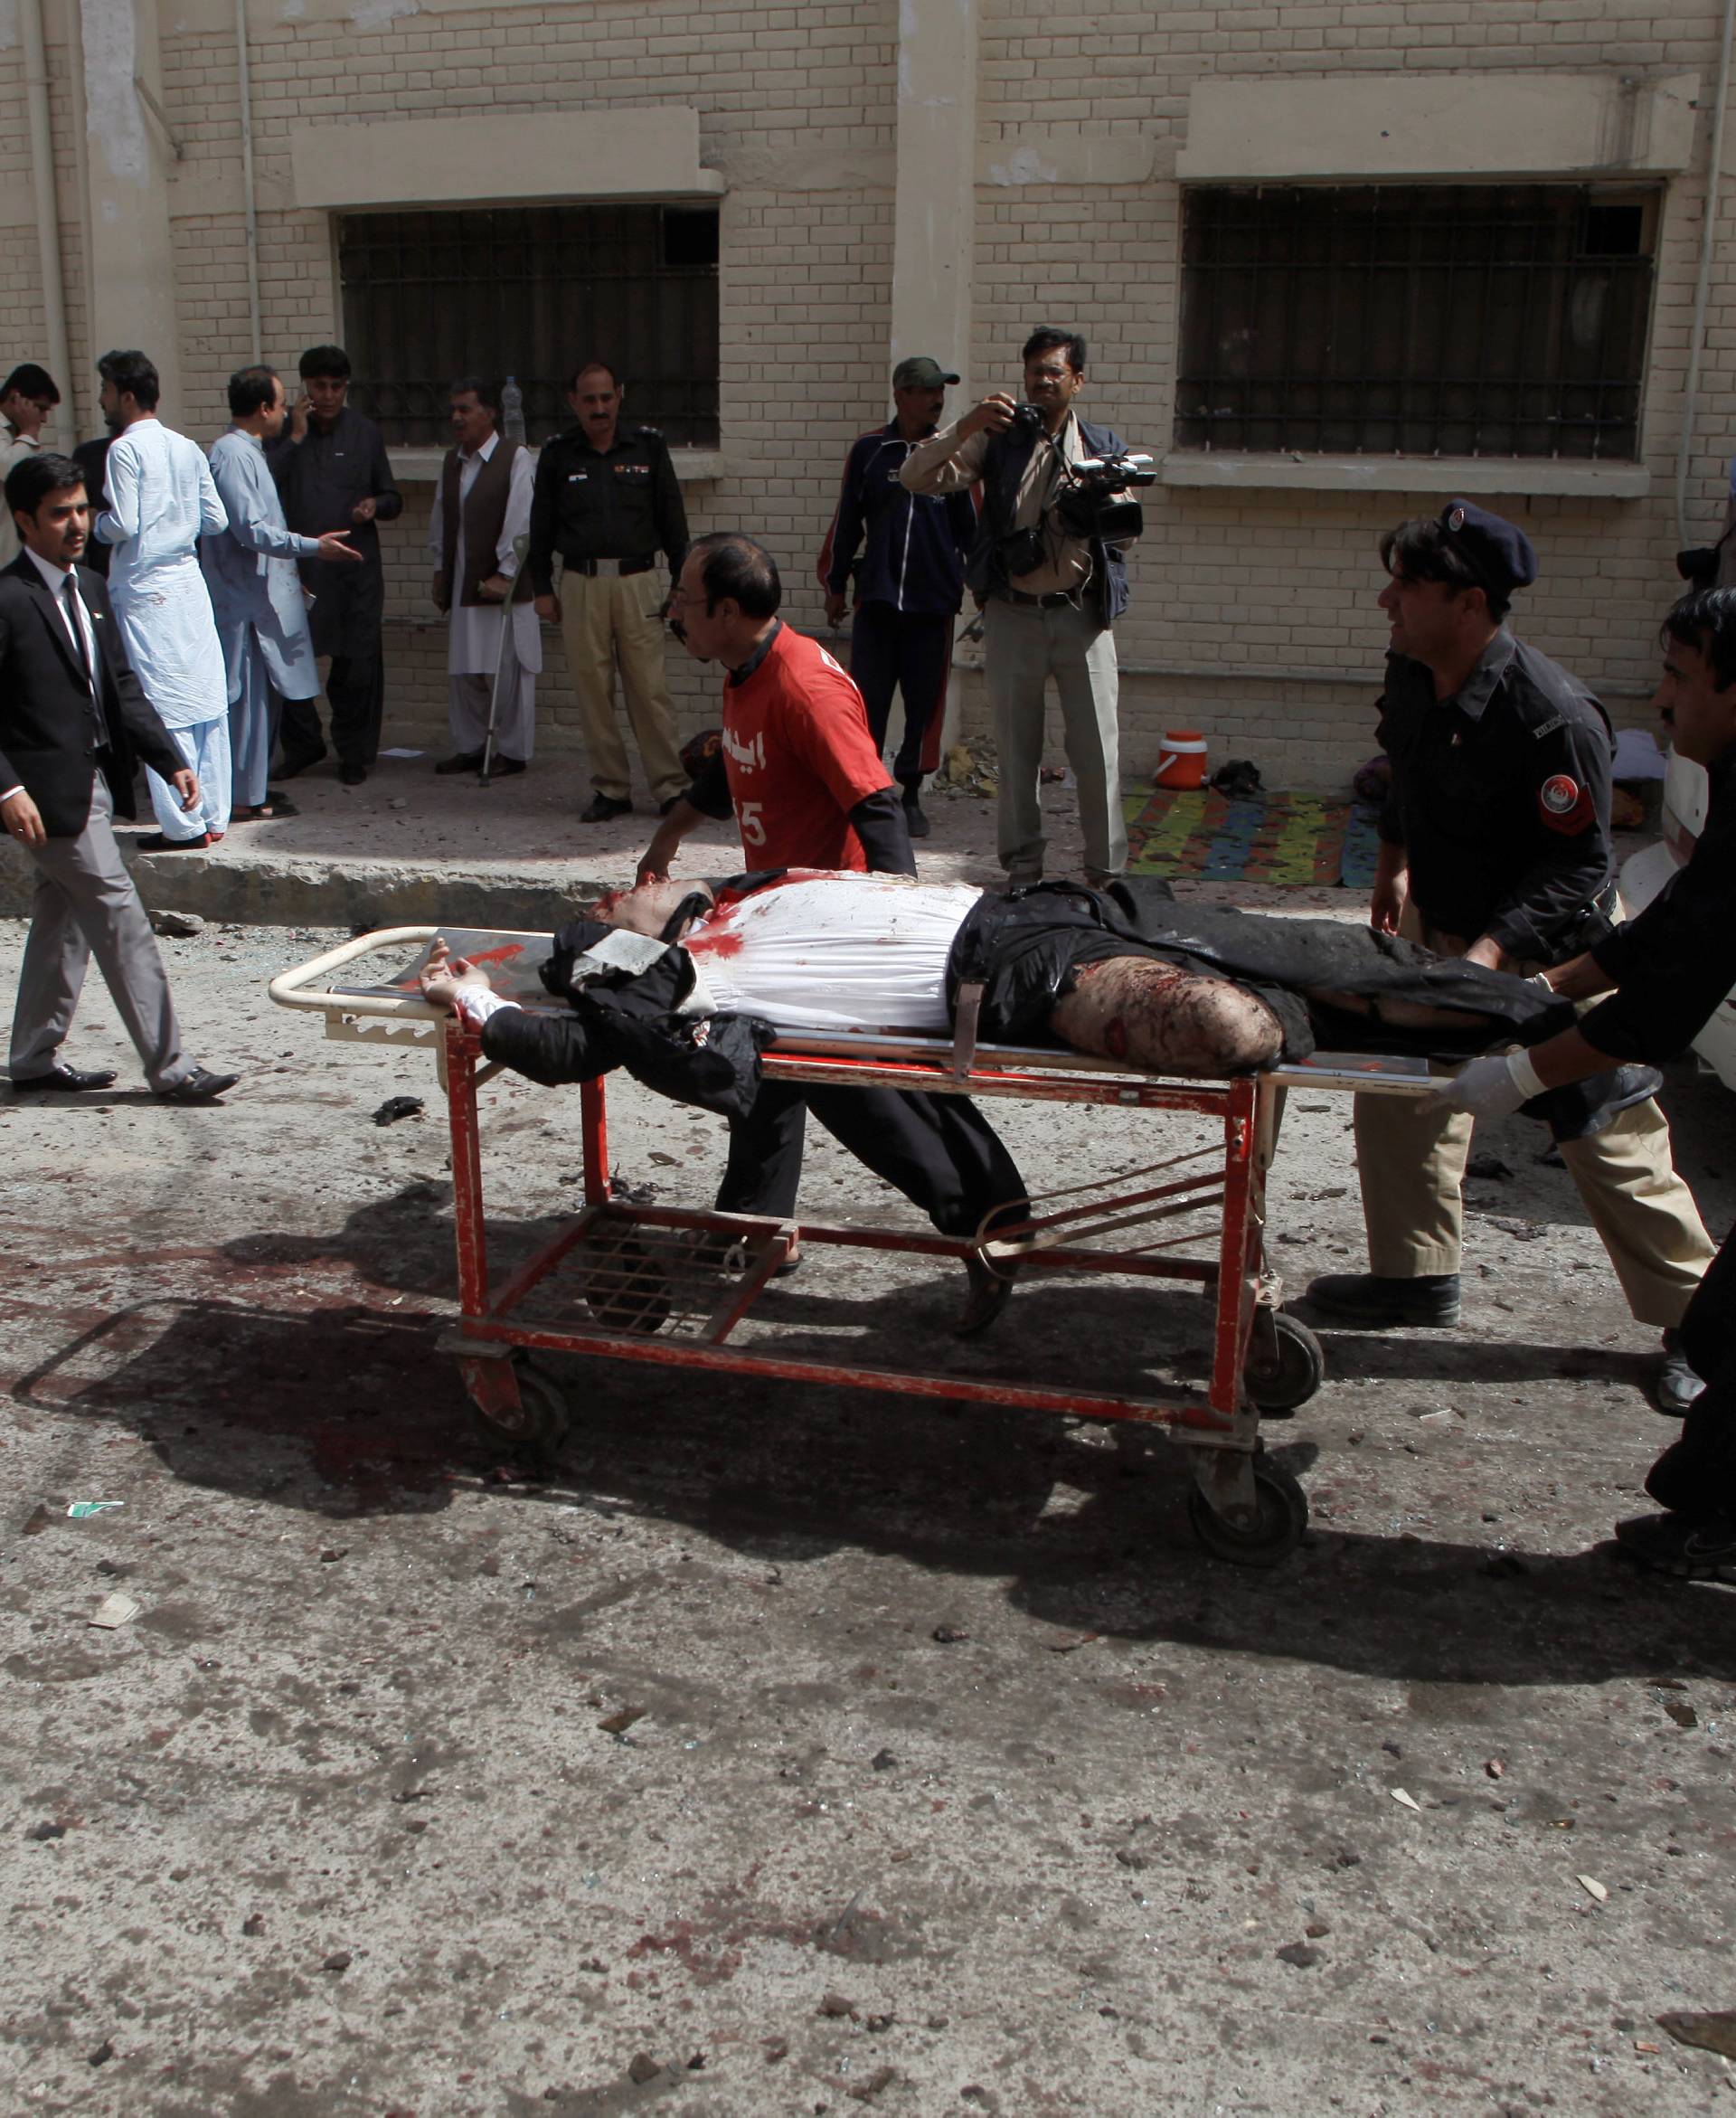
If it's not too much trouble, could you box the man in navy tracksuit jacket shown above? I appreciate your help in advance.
[817,355,977,837]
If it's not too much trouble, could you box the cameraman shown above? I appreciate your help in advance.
[901,327,1138,889]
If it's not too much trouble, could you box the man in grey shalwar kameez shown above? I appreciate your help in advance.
[203,366,362,817]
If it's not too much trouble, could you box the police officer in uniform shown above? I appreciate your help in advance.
[1307,502,1715,1414]
[1429,588,1736,1574]
[528,360,689,823]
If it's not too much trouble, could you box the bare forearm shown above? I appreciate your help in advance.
[1537,949,1618,1003]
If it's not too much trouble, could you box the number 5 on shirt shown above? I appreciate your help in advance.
[737,799,766,847]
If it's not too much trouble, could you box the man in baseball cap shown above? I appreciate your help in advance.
[1309,499,1716,1420]
[816,356,976,837]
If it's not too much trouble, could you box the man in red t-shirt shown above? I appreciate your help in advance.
[637,532,1023,1330]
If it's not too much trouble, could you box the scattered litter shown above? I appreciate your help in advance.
[1657,2012,1736,2060]
[373,1095,424,1127]
[1415,1409,1458,1427]
[627,2054,662,2085]
[1047,1632,1100,1654]
[378,747,424,759]
[1276,1942,1321,1968]
[87,2040,113,2068]
[1210,758,1263,799]
[817,1991,857,2019]
[931,1624,968,1644]
[22,1505,49,1536]
[1635,2038,1662,2054]
[871,1749,897,1772]
[1577,1875,1609,1903]
[1390,1788,1422,1813]
[931,739,997,799]
[149,910,204,938]
[88,1593,140,1629]
[1485,1759,1505,1779]
[1662,1697,1699,1729]
[598,1707,646,1735]
[1305,1921,1331,1939]
[26,1820,66,1841]
[67,1500,123,1519]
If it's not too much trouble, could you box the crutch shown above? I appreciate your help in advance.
[478,531,531,788]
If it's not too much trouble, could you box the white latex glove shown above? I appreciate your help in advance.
[1429,1048,1544,1119]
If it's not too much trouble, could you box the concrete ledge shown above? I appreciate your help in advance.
[1160,452,1652,500]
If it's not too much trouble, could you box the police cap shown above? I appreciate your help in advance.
[1440,499,1538,600]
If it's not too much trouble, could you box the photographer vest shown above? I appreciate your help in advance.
[439,438,534,608]
[965,414,1130,625]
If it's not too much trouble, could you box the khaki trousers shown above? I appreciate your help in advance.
[1354,903,1715,1328]
[557,570,686,804]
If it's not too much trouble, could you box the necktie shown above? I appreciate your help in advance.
[61,574,104,745]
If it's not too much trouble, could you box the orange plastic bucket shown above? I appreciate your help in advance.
[1153,730,1208,790]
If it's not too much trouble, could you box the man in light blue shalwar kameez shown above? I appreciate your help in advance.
[202,365,361,816]
[91,349,231,849]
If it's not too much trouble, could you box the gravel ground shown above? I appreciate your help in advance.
[3,914,1734,2116]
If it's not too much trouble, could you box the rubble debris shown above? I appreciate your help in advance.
[88,1592,140,1629]
[597,1707,646,1735]
[1276,1943,1321,1968]
[1391,1788,1422,1813]
[626,2054,661,2085]
[149,910,205,938]
[373,1095,425,1127]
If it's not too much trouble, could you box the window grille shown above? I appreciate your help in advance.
[336,203,720,449]
[1175,184,1656,460]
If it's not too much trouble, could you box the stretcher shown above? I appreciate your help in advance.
[270,927,1439,1567]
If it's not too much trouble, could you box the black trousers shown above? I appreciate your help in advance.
[278,652,385,771]
[716,1080,1026,1240]
[849,603,954,789]
[1646,1222,1736,1521]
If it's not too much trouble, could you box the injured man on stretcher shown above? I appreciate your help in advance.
[417,867,1635,1138]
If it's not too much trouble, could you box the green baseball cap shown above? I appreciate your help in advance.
[892,355,960,390]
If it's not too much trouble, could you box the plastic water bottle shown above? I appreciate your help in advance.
[502,374,525,443]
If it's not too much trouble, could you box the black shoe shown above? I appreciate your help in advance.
[11,1064,118,1094]
[901,792,931,840]
[581,792,632,823]
[1305,1271,1462,1328]
[136,831,210,852]
[339,761,368,786]
[956,1253,1017,1337]
[276,744,326,780]
[434,752,482,776]
[1614,1510,1736,1581]
[156,1067,241,1103]
[486,754,526,777]
[1655,1329,1707,1417]
[1527,1063,1663,1143]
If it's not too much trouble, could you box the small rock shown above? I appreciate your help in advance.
[388,797,410,811]
[598,1707,646,1735]
[1465,1153,1512,1181]
[1662,1698,1699,1729]
[849,2066,896,2103]
[1277,1943,1321,1968]
[241,1914,266,1937]
[1485,1758,1506,1779]
[871,1749,897,1772]
[373,1095,424,1128]
[930,1624,968,1644]
[150,909,204,938]
[320,1548,345,1564]
[26,1820,66,1842]
[321,1951,353,1973]
[88,2040,114,2067]
[1305,1921,1331,1939]
[817,1990,857,2019]
[626,2053,661,2085]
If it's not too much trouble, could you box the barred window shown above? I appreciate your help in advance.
[336,203,720,449]
[1175,184,1656,460]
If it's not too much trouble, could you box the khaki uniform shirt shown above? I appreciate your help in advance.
[901,410,1091,597]
[0,427,40,568]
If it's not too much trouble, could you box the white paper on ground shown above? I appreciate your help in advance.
[378,747,425,759]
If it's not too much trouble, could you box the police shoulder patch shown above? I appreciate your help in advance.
[1538,771,1593,834]
[1528,713,1566,740]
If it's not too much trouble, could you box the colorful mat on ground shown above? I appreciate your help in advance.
[1121,788,1383,889]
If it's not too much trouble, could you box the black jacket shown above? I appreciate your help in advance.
[965,414,1132,625]
[0,553,182,836]
[527,425,688,596]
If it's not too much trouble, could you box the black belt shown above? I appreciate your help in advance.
[999,587,1076,610]
[563,554,657,578]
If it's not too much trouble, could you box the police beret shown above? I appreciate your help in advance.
[1440,499,1538,598]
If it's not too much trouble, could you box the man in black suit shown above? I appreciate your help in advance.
[0,452,238,1101]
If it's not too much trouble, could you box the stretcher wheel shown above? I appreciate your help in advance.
[1187,1457,1307,1568]
[1243,1310,1325,1414]
[477,1358,571,1451]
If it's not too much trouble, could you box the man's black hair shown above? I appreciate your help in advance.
[1021,326,1087,373]
[1662,587,1736,690]
[6,449,85,521]
[449,375,502,417]
[298,344,352,382]
[690,531,780,619]
[2,363,60,406]
[227,364,281,420]
[566,357,622,394]
[98,349,160,412]
[1378,515,1512,624]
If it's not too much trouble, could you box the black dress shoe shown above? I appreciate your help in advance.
[902,794,932,839]
[956,1253,1017,1336]
[156,1067,241,1103]
[434,751,483,775]
[338,761,368,786]
[12,1064,118,1094]
[275,745,326,780]
[581,791,633,822]
[1305,1271,1462,1328]
[486,754,526,777]
[1614,1509,1736,1581]
[136,832,210,852]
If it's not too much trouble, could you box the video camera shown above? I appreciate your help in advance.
[1052,448,1156,544]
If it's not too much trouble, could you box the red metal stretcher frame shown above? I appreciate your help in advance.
[270,928,1438,1564]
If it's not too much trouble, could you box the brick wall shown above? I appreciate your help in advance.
[7,1,1731,790]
